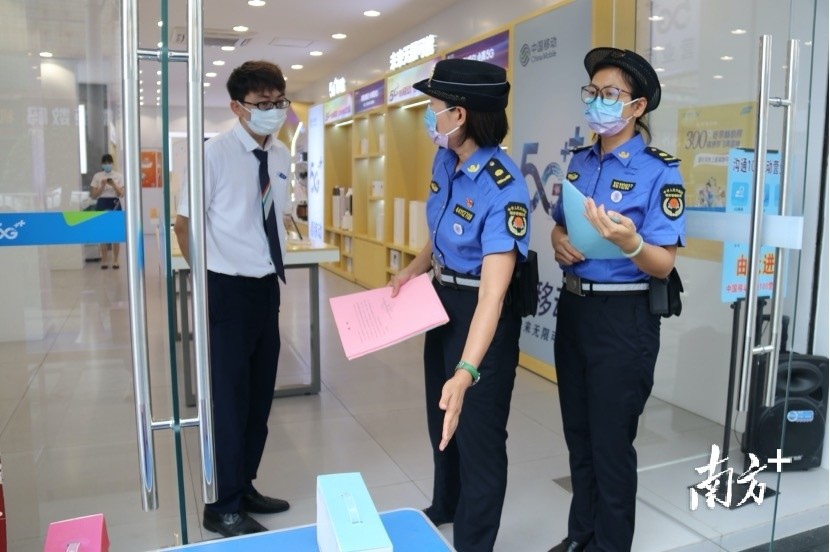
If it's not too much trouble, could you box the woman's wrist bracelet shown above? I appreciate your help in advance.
[455,360,480,386]
[622,234,645,258]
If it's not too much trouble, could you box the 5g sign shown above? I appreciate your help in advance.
[0,225,19,240]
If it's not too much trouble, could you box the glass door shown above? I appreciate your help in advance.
[630,0,827,549]
[0,1,214,549]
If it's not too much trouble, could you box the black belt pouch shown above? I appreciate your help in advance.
[649,267,684,317]
[509,249,539,317]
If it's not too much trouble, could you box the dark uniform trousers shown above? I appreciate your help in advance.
[554,290,660,552]
[206,270,281,514]
[424,281,521,552]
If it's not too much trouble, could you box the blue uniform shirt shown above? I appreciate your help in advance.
[427,145,531,276]
[551,133,686,282]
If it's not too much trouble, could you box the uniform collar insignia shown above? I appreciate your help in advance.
[467,163,480,172]
[618,151,629,159]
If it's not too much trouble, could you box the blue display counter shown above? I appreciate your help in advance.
[157,508,454,551]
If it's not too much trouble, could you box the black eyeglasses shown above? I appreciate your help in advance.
[580,85,634,106]
[240,98,291,111]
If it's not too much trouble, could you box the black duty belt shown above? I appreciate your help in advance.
[564,274,649,297]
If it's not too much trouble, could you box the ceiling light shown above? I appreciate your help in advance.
[39,51,53,58]
[652,46,665,51]
[655,67,665,72]
[648,15,664,21]
[156,80,161,85]
[291,64,304,70]
[213,60,225,66]
[158,20,163,27]
[720,55,733,61]
[332,33,347,40]
[157,70,161,75]
[233,25,248,32]
[206,72,217,77]
[731,29,747,35]
[140,96,144,101]
[157,42,163,48]
[310,51,323,56]
[140,102,144,106]
[221,46,235,51]
[713,75,724,79]
[363,10,380,17]
[204,82,210,87]
[139,88,143,93]
[156,89,161,94]
[248,0,266,5]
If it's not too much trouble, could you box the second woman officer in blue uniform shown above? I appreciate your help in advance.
[390,58,531,552]
[548,48,685,552]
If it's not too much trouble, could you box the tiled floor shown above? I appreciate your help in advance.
[0,243,827,551]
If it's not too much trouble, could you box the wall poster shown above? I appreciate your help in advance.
[511,0,592,380]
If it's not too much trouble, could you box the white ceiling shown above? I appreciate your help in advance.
[137,0,461,106]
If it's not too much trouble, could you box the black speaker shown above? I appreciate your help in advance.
[742,354,828,470]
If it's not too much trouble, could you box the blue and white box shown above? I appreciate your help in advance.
[317,472,393,552]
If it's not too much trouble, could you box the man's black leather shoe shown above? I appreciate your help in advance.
[241,489,290,514]
[548,538,586,552]
[202,510,267,538]
[422,506,453,527]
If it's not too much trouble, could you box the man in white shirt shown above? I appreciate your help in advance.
[89,153,125,269]
[174,60,292,539]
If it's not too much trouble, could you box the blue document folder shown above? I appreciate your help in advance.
[562,180,624,259]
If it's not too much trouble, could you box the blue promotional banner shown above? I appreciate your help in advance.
[720,149,781,303]
[446,30,510,70]
[0,211,126,246]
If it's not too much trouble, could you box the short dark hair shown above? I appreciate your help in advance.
[226,61,286,102]
[101,153,114,163]
[457,108,509,148]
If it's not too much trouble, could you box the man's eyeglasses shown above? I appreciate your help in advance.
[580,85,633,106]
[240,98,292,111]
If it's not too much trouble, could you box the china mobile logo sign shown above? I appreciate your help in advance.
[690,444,793,510]
[0,220,25,240]
[519,36,558,67]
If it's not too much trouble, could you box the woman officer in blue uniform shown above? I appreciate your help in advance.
[389,59,531,552]
[547,48,685,552]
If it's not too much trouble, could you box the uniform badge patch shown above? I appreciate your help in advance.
[487,159,514,187]
[453,204,475,222]
[610,179,635,191]
[505,202,528,238]
[430,180,440,193]
[567,172,580,182]
[467,163,480,173]
[661,185,685,219]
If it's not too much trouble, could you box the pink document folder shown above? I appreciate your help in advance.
[330,273,449,360]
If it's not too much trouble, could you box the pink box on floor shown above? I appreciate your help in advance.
[44,514,109,552]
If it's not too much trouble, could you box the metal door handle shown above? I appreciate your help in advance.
[185,0,218,504]
[737,36,800,411]
[121,0,157,510]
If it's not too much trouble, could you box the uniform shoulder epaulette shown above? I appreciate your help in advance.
[485,158,515,188]
[644,146,680,165]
